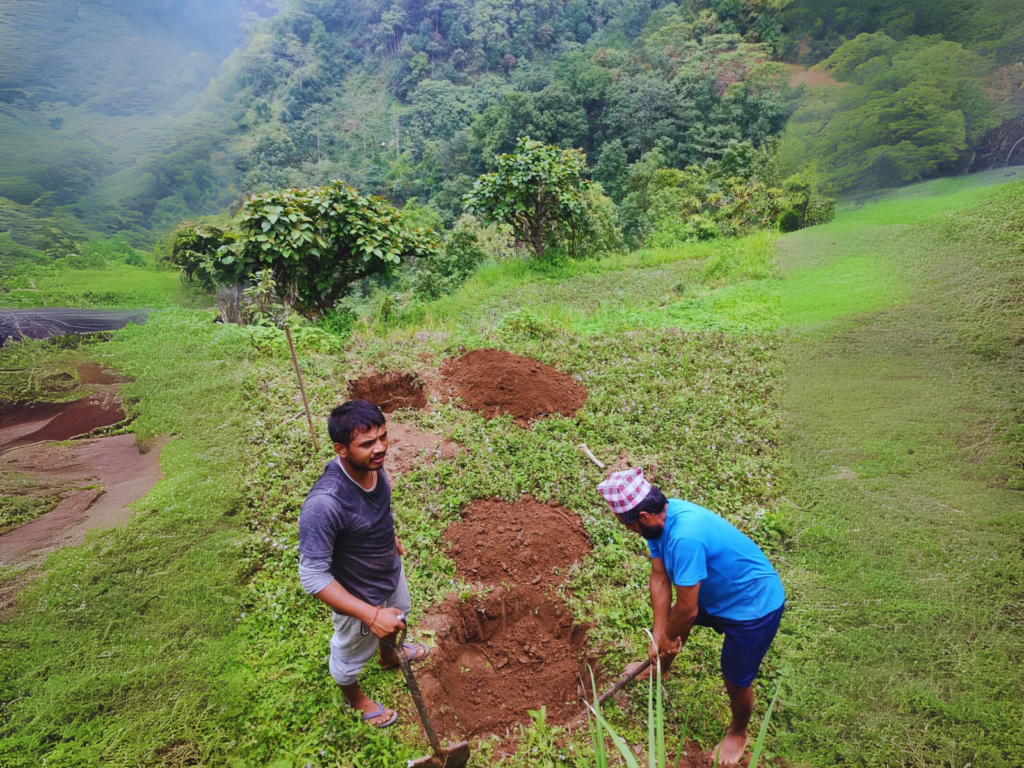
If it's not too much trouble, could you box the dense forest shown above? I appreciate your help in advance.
[0,0,1022,267]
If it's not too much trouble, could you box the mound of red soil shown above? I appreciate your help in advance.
[417,585,594,738]
[439,348,587,425]
[444,497,590,584]
[348,371,427,412]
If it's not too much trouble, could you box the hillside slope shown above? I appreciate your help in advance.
[0,0,250,262]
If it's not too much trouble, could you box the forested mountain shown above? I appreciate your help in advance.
[1,0,1022,265]
[230,0,793,227]
[0,0,262,264]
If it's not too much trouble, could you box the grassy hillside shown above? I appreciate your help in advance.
[777,169,1024,765]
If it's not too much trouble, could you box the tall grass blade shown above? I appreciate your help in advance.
[648,657,655,768]
[655,658,666,768]
[588,666,608,768]
[748,686,780,768]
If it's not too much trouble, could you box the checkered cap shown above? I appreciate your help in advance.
[597,467,652,516]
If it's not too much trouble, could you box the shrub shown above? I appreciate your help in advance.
[167,223,238,288]
[407,215,487,300]
[228,181,442,311]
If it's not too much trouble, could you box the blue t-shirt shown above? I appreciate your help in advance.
[647,499,785,621]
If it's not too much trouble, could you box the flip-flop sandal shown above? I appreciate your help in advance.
[380,641,430,669]
[360,700,398,728]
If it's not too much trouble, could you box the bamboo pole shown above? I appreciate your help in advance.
[284,324,319,452]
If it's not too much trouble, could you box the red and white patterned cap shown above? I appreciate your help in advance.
[597,467,652,516]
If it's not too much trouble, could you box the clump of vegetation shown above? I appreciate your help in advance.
[228,180,442,311]
[781,33,1004,191]
[166,223,238,288]
[463,137,591,260]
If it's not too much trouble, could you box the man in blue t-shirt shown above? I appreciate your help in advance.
[598,467,785,765]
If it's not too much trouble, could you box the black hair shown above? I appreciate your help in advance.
[327,399,386,446]
[618,485,667,524]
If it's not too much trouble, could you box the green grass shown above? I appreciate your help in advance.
[775,176,1024,765]
[0,264,209,309]
[4,170,1020,767]
[0,311,253,765]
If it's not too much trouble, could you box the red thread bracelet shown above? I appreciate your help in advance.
[368,605,381,629]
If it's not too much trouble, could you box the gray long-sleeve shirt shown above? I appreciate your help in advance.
[298,552,335,595]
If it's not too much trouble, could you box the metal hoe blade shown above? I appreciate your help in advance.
[384,615,472,768]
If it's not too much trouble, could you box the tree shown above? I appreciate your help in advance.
[463,137,591,259]
[594,139,629,201]
[228,181,442,310]
[607,72,680,159]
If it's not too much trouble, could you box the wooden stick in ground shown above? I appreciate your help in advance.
[578,443,605,469]
[284,324,319,453]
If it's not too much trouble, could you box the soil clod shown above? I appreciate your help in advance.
[418,585,594,737]
[348,371,427,412]
[439,348,587,425]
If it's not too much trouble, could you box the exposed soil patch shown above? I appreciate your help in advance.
[417,585,594,738]
[444,496,591,585]
[384,421,462,476]
[0,396,126,453]
[439,348,587,425]
[0,363,128,454]
[0,434,166,567]
[348,371,427,412]
[785,64,841,89]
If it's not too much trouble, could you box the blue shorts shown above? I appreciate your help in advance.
[693,602,784,688]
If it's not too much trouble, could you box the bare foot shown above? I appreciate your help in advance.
[712,730,749,765]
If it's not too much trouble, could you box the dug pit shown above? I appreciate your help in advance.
[348,371,427,412]
[443,496,591,585]
[439,348,587,425]
[418,585,594,739]
[416,496,596,738]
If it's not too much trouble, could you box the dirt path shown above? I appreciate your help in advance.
[775,175,1024,764]
[0,434,166,567]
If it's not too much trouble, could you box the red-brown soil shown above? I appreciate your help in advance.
[0,363,128,454]
[0,434,166,568]
[439,348,587,425]
[417,585,594,738]
[443,497,591,584]
[348,371,427,412]
[412,496,595,739]
[384,421,462,476]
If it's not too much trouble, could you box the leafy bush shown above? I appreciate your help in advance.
[464,137,591,260]
[561,183,626,260]
[407,215,488,300]
[778,173,837,232]
[228,181,442,311]
[644,168,788,247]
[166,223,238,289]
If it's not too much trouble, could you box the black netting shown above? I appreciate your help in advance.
[0,309,149,345]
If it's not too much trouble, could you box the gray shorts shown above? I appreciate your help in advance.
[329,564,411,686]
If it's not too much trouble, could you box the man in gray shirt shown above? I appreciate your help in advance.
[298,400,428,727]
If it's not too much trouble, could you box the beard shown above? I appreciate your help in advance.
[637,520,664,540]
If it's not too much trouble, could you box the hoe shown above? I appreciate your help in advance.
[383,615,470,768]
